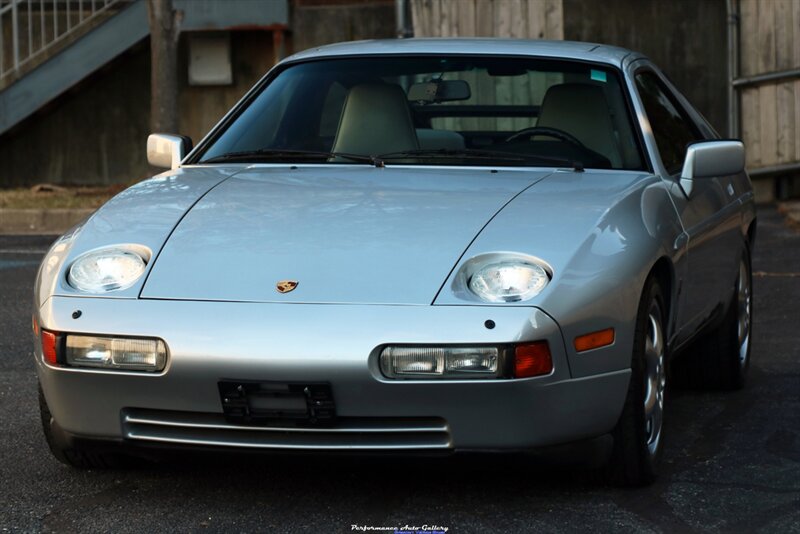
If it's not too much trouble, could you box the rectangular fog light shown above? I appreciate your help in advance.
[380,346,500,379]
[66,335,167,372]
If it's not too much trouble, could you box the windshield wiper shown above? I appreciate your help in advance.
[201,147,584,172]
[201,148,381,166]
[377,148,584,172]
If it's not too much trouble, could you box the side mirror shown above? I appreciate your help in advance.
[680,140,745,196]
[147,133,193,170]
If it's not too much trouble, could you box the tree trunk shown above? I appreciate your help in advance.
[147,0,181,134]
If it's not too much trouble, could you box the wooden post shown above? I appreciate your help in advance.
[147,0,181,134]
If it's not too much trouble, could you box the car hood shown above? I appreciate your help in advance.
[140,165,551,304]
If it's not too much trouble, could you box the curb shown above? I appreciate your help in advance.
[0,208,95,235]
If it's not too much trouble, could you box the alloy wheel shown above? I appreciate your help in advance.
[643,303,666,457]
[737,259,752,369]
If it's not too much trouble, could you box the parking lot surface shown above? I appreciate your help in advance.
[1,207,798,533]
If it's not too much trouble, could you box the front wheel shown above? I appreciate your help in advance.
[606,276,667,486]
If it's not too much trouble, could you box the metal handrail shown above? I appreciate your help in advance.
[0,0,133,82]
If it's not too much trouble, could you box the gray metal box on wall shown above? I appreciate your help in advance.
[188,33,232,86]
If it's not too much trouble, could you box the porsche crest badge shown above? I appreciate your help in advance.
[276,280,299,293]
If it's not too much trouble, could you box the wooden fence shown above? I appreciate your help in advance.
[736,0,800,174]
[411,0,563,40]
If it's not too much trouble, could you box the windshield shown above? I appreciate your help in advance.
[195,55,645,170]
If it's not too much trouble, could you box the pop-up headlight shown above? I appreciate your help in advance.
[67,247,148,293]
[469,260,549,303]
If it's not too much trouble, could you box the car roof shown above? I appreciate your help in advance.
[283,39,641,68]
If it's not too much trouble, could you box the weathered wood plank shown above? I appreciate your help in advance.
[459,68,480,131]
[494,0,512,38]
[776,82,795,163]
[509,0,529,129]
[739,0,759,77]
[442,0,461,38]
[758,84,778,166]
[431,0,442,37]
[756,0,777,74]
[495,0,513,130]
[475,0,494,37]
[794,0,800,68]
[544,0,563,39]
[474,70,496,131]
[456,0,476,37]
[410,0,427,38]
[741,87,761,167]
[438,0,449,37]
[774,0,793,70]
[468,0,496,129]
[527,0,545,39]
[531,72,547,123]
[795,80,800,160]
[510,0,527,38]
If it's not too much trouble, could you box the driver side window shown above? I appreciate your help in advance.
[635,71,703,175]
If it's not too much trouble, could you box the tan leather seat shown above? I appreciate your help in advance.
[331,83,419,156]
[536,83,622,167]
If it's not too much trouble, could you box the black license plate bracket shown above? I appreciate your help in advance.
[218,381,336,426]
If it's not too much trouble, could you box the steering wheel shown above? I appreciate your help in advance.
[504,126,586,149]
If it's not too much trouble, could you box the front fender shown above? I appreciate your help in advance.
[33,166,236,310]
[434,170,683,378]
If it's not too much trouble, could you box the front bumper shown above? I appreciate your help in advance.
[36,296,629,451]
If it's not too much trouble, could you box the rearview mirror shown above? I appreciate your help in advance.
[147,133,193,170]
[408,80,471,103]
[680,140,745,196]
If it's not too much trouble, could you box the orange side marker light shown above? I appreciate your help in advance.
[574,328,615,353]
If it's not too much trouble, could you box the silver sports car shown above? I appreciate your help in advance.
[34,39,755,486]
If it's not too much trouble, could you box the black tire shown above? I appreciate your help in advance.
[672,246,752,391]
[606,276,667,486]
[39,382,122,469]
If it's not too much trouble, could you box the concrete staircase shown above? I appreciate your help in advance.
[0,0,147,136]
[0,0,288,137]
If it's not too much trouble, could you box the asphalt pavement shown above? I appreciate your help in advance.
[1,207,798,533]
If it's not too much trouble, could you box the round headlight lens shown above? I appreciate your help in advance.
[68,248,147,293]
[469,261,549,303]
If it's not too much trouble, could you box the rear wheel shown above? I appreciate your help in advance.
[39,382,122,469]
[606,276,666,486]
[672,247,752,390]
[731,252,753,387]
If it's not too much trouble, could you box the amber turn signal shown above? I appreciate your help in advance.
[574,328,615,352]
[514,341,553,378]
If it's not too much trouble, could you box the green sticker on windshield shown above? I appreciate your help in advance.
[590,69,607,82]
